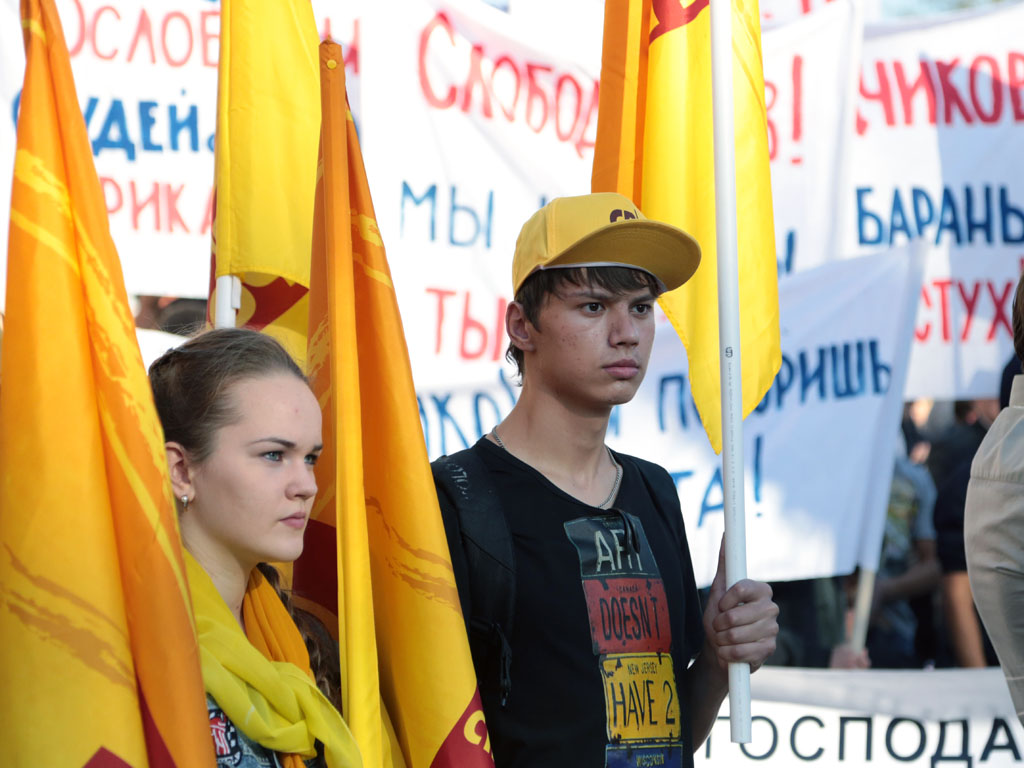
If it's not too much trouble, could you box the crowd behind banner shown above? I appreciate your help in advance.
[2,0,1022,672]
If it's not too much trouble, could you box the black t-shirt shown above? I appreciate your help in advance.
[438,438,705,768]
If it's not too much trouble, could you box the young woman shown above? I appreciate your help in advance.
[149,328,361,768]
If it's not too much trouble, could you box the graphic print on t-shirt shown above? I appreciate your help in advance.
[565,514,684,768]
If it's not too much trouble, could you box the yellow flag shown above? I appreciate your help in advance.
[292,40,495,768]
[594,0,781,453]
[0,1,213,765]
[210,0,321,368]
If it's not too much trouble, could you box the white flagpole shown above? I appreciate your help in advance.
[214,274,241,328]
[709,0,752,744]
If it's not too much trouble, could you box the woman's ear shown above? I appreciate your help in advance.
[165,442,195,504]
[506,301,536,356]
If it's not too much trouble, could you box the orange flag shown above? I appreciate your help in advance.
[0,0,213,766]
[293,40,494,768]
[593,0,781,453]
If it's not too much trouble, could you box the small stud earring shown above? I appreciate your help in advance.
[180,494,190,511]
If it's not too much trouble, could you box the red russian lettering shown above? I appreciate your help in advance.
[492,297,508,361]
[127,10,157,65]
[894,60,936,125]
[573,80,600,158]
[765,80,778,160]
[461,44,494,118]
[161,11,194,67]
[130,180,161,232]
[344,19,359,74]
[792,55,803,148]
[460,293,489,359]
[916,286,932,342]
[100,177,122,216]
[859,61,896,130]
[426,287,456,355]
[199,10,219,68]
[957,281,981,341]
[90,6,120,61]
[419,13,457,109]
[554,74,583,142]
[988,280,1013,341]
[933,278,953,342]
[67,0,86,57]
[525,62,553,133]
[164,184,189,233]
[1009,52,1024,120]
[969,55,1003,124]
[490,54,521,121]
[200,187,214,235]
[935,59,974,124]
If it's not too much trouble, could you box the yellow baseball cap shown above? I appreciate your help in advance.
[511,192,701,295]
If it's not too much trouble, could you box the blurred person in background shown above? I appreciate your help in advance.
[966,272,1024,723]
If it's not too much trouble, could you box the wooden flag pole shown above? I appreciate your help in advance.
[710,0,752,744]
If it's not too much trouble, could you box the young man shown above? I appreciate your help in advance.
[434,193,779,768]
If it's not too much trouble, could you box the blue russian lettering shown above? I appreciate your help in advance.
[418,396,431,455]
[869,339,891,393]
[857,187,884,245]
[658,375,688,431]
[799,348,826,403]
[401,182,438,241]
[885,718,926,762]
[832,342,867,399]
[930,719,971,768]
[431,393,471,455]
[999,187,1024,243]
[698,468,723,528]
[839,716,873,761]
[936,187,963,245]
[980,718,1021,761]
[913,187,935,236]
[168,103,199,152]
[91,99,136,159]
[790,715,825,761]
[138,100,163,152]
[890,189,914,244]
[449,187,494,248]
[964,185,994,244]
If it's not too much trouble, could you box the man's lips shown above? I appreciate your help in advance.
[604,359,640,378]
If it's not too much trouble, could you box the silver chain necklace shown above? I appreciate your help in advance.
[491,428,623,509]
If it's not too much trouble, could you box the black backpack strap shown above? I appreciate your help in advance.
[432,448,516,706]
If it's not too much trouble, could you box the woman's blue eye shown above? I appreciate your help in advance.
[305,453,320,466]
[263,451,283,462]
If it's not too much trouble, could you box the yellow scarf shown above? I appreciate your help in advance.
[185,552,362,768]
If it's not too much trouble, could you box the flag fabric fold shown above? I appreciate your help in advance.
[209,0,321,367]
[0,0,213,765]
[593,0,781,453]
[292,40,494,768]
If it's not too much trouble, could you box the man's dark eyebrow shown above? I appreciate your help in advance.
[562,288,656,302]
[248,438,325,452]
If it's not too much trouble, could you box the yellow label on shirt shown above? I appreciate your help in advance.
[601,653,681,743]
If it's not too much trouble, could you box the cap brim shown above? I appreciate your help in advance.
[542,220,701,293]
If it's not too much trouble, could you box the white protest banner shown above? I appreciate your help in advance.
[356,0,599,395]
[698,667,1023,766]
[0,0,359,306]
[841,2,1024,400]
[762,0,861,274]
